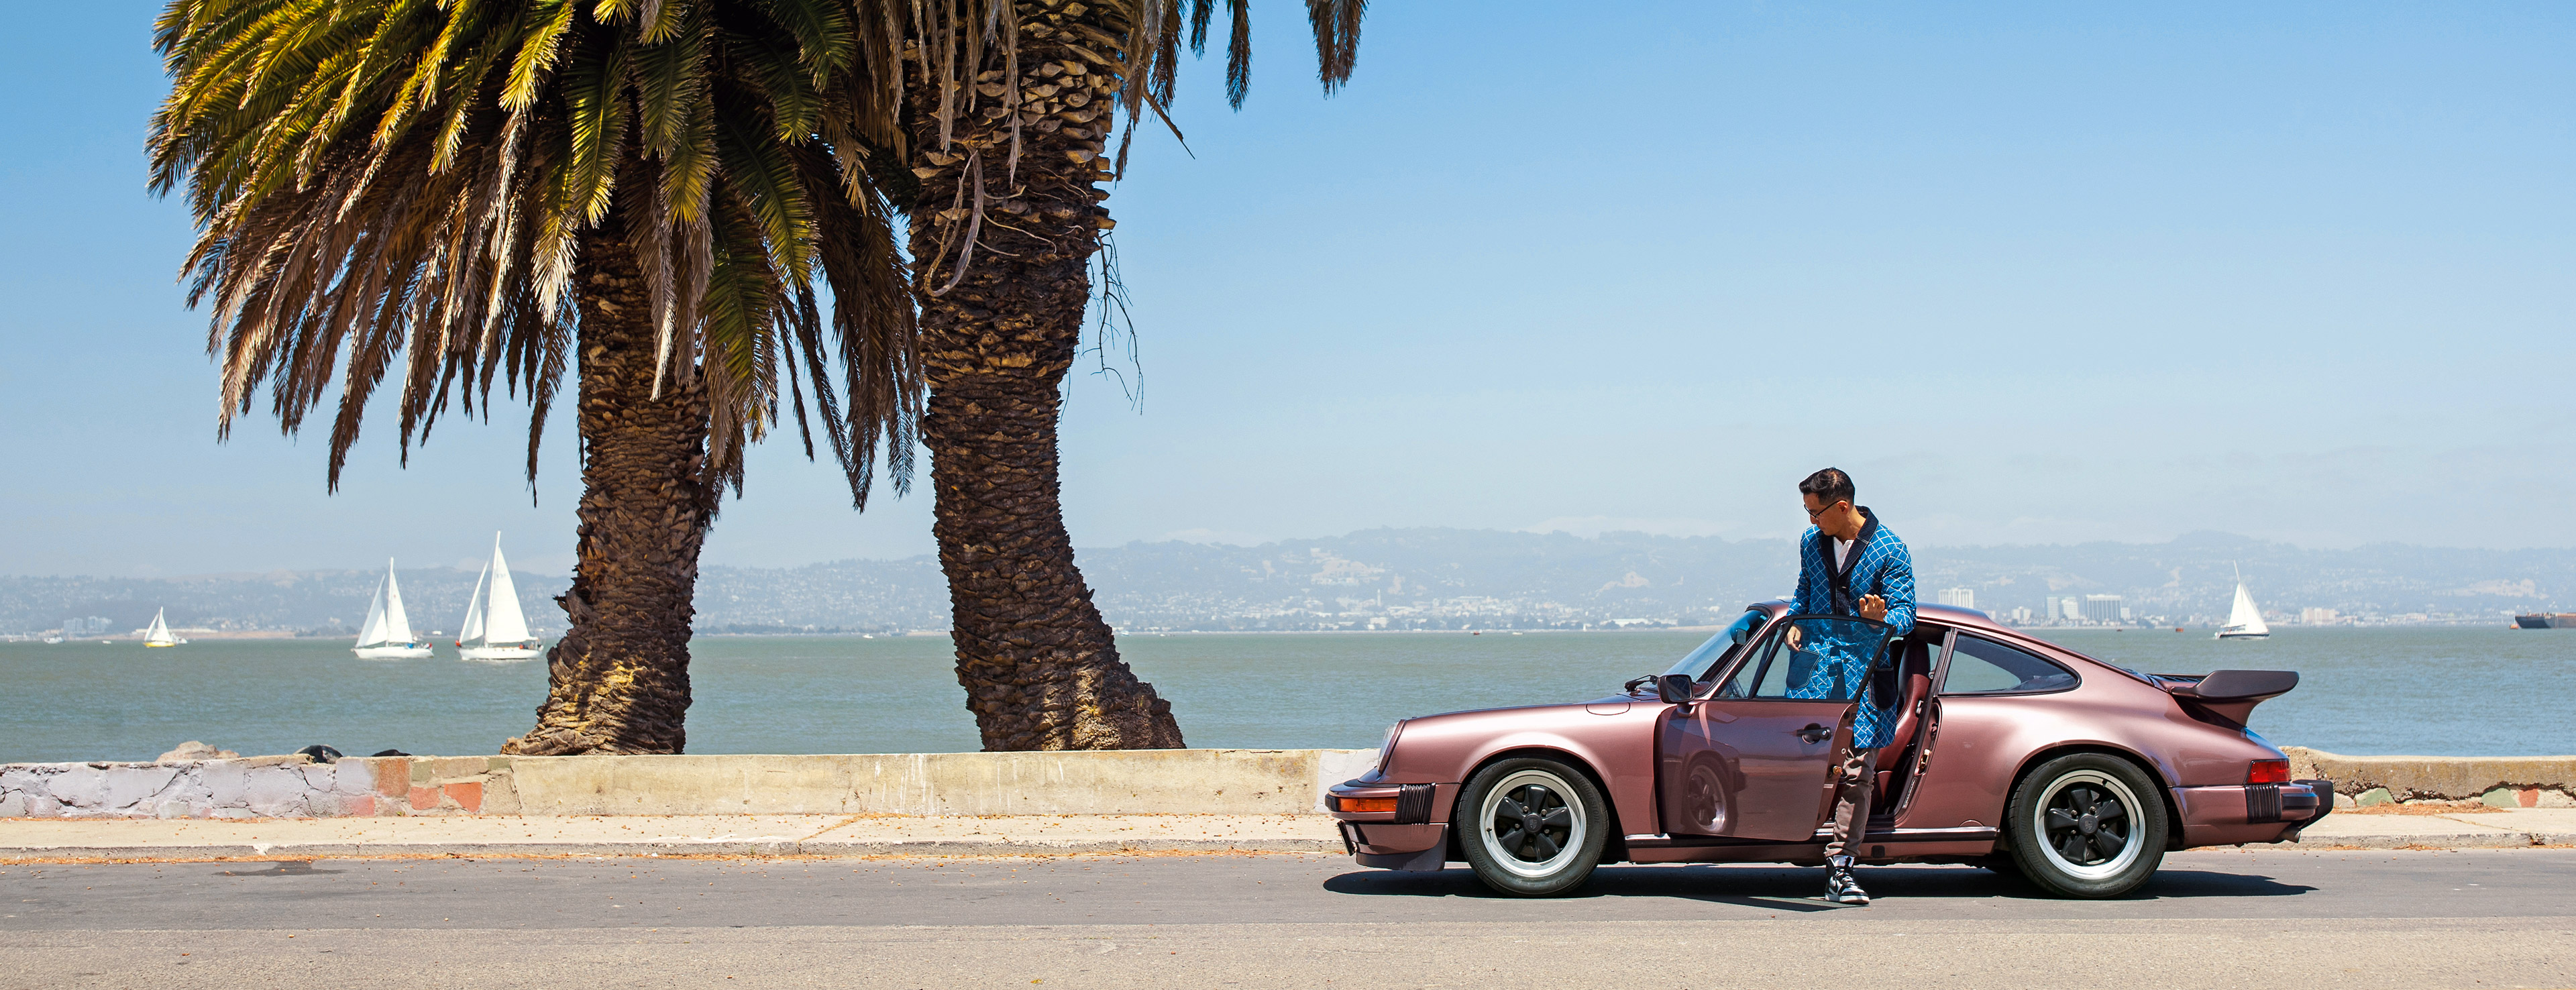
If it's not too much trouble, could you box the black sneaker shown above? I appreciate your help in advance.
[1827,855,1870,905]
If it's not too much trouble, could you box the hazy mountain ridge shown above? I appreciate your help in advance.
[3,529,2565,635]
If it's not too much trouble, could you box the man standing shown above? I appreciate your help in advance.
[1790,467,1915,905]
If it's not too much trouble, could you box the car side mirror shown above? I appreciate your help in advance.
[1657,673,1699,705]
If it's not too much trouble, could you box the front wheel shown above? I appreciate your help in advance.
[1456,757,1608,897]
[2004,753,2169,898]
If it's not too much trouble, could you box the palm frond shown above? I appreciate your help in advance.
[153,0,920,506]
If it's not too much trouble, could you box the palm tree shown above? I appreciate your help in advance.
[881,1,1369,749]
[149,0,920,754]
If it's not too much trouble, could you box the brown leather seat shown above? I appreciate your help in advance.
[1872,633,1938,760]
[1875,672,1932,773]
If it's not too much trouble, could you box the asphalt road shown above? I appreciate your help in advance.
[4,849,2573,989]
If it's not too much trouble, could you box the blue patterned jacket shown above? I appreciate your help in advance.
[1787,507,1916,749]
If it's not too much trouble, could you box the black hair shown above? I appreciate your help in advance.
[1799,468,1855,506]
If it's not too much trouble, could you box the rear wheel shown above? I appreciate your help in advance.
[1456,757,1607,897]
[2004,753,2168,898]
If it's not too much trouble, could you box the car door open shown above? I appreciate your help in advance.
[1657,614,1898,841]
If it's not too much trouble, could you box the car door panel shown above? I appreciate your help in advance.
[1658,699,1853,840]
[1657,613,1896,841]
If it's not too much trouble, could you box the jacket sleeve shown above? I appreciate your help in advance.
[1877,540,1917,637]
[1790,531,1824,614]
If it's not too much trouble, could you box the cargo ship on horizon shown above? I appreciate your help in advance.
[2513,612,2575,629]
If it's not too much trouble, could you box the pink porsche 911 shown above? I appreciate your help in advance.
[1326,602,2333,898]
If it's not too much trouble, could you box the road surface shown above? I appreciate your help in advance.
[4,848,2572,988]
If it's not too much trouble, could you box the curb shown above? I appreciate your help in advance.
[2294,832,2576,850]
[0,836,1348,863]
[6,834,2567,863]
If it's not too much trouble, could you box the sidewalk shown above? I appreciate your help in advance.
[2296,807,2576,849]
[0,814,1342,862]
[1,809,2566,863]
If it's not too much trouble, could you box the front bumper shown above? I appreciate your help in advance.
[1328,779,1453,870]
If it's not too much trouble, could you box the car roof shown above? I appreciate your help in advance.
[1750,598,2008,635]
[1748,599,2146,681]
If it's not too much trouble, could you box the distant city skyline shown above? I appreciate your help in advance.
[4,527,2562,637]
[5,2,2570,578]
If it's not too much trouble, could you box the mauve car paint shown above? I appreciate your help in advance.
[1327,602,2331,897]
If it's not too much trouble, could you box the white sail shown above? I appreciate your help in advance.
[481,543,531,643]
[355,560,433,658]
[458,558,490,645]
[383,563,419,643]
[143,608,177,647]
[356,575,390,647]
[459,533,541,662]
[2216,564,2271,639]
[2227,584,2269,635]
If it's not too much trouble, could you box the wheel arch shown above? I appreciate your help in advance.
[2002,743,2186,852]
[1455,746,1629,865]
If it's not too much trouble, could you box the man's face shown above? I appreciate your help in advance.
[1804,492,1860,541]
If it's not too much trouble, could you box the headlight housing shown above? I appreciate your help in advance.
[1375,720,1405,774]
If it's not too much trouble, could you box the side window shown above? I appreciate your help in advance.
[1940,635,2078,695]
[1712,615,1894,701]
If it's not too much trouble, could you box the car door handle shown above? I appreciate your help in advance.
[1794,724,1833,743]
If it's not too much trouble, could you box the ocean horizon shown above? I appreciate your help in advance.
[3,626,2567,765]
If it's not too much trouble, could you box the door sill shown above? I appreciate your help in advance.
[1627,825,1998,849]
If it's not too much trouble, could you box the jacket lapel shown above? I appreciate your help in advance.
[1828,507,1880,610]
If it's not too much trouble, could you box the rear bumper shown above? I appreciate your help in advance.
[2172,780,2329,846]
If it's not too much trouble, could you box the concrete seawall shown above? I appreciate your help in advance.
[3,747,2567,820]
[0,749,1381,820]
[2286,748,2576,808]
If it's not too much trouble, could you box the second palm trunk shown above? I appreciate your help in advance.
[903,5,1183,751]
[916,283,1183,751]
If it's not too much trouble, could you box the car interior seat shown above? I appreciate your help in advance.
[1871,639,1939,802]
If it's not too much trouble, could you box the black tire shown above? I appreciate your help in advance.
[1972,852,2021,877]
[2004,753,2169,899]
[1456,757,1609,897]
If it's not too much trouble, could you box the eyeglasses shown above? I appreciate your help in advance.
[1804,499,1846,520]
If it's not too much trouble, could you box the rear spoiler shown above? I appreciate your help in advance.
[2152,669,2298,726]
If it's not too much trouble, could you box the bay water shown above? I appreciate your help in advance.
[2,627,2567,764]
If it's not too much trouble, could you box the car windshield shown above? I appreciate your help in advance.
[1662,610,1766,681]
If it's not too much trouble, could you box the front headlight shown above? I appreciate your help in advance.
[1376,720,1405,773]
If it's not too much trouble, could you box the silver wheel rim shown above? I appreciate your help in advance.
[2033,769,2145,881]
[1478,769,1589,879]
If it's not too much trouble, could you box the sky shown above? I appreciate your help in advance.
[1,1,2569,578]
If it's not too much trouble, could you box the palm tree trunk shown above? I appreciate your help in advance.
[502,223,716,756]
[901,28,1183,751]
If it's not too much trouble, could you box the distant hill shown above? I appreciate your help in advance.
[2,529,2566,635]
[1073,528,2573,631]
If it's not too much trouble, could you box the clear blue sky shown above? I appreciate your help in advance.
[3,1,2568,577]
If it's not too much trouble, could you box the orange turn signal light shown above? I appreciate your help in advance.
[1334,795,1399,813]
[2247,759,2290,785]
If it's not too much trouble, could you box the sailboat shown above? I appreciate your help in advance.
[142,608,182,647]
[2215,564,2271,641]
[458,534,543,662]
[353,560,434,659]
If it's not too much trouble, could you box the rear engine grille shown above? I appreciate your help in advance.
[2247,783,2284,823]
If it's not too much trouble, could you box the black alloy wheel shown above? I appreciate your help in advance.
[2003,752,2169,898]
[1456,757,1609,897]
[2045,778,2131,865]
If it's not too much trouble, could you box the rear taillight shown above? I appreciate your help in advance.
[1333,795,1398,814]
[2247,759,2290,784]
